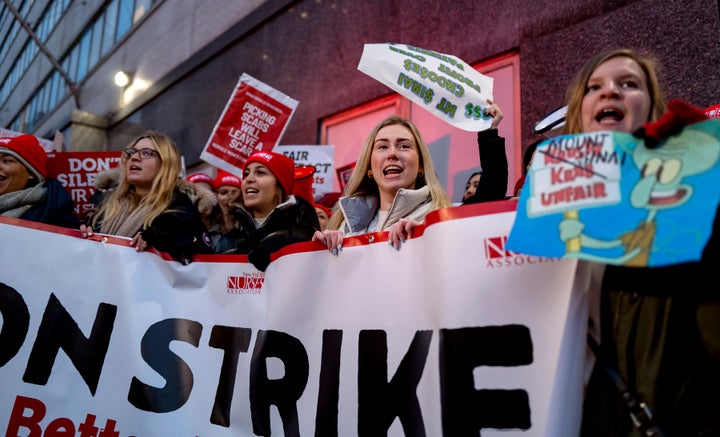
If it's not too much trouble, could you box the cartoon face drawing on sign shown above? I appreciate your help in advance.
[558,125,720,266]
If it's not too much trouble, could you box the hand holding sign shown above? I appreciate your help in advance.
[357,43,494,131]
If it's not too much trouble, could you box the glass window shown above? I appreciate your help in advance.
[60,56,70,90]
[37,15,48,40]
[134,0,152,23]
[59,75,68,101]
[116,0,134,41]
[88,21,102,67]
[19,42,34,73]
[76,28,92,81]
[0,0,71,109]
[5,0,154,131]
[49,72,59,108]
[101,0,119,56]
[66,45,78,82]
[0,4,11,32]
[38,82,48,115]
[28,97,37,130]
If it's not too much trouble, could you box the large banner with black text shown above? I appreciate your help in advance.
[0,201,591,436]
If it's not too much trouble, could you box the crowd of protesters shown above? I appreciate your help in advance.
[2,47,719,436]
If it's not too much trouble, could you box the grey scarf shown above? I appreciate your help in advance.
[98,201,152,238]
[0,184,45,218]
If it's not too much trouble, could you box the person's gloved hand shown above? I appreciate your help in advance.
[633,98,708,148]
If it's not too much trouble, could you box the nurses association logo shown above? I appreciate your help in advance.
[227,272,264,294]
[484,235,560,268]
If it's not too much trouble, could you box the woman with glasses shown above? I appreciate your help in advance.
[80,131,211,264]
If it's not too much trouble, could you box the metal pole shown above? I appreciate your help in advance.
[2,0,80,108]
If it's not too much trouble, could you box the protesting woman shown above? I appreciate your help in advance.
[220,151,319,271]
[313,115,452,254]
[80,131,211,264]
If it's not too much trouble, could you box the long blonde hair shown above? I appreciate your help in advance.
[326,116,452,230]
[562,48,667,135]
[91,131,182,235]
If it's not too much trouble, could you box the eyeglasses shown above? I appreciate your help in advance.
[123,148,160,160]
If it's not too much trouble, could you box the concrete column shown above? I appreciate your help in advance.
[68,110,108,151]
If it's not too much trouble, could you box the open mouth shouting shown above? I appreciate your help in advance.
[594,106,625,127]
[244,187,260,198]
[383,165,404,178]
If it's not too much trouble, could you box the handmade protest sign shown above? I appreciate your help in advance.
[201,73,299,177]
[357,43,494,131]
[507,119,720,267]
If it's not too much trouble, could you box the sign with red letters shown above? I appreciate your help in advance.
[201,73,299,178]
[46,151,122,220]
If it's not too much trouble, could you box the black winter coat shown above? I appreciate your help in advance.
[581,205,720,436]
[22,178,80,229]
[215,195,320,271]
[92,189,212,264]
[463,128,509,204]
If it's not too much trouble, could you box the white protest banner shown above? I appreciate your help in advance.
[0,201,590,436]
[358,43,494,131]
[201,73,299,177]
[275,145,335,198]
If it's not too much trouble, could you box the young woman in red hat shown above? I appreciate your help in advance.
[314,203,332,231]
[184,171,217,228]
[205,170,243,253]
[185,172,215,193]
[0,134,79,228]
[217,150,319,271]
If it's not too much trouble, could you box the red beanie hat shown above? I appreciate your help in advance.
[314,203,332,217]
[293,164,316,202]
[0,134,47,181]
[213,170,242,190]
[633,99,709,149]
[243,151,295,197]
[186,172,214,186]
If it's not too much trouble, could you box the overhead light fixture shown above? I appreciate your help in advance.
[114,70,133,88]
